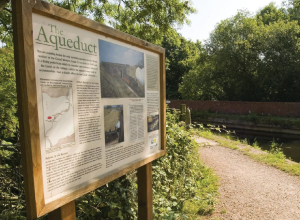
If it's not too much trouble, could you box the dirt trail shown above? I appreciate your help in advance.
[195,136,300,220]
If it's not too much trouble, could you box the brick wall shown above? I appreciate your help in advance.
[168,100,300,117]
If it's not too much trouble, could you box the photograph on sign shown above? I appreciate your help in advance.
[99,40,145,98]
[147,115,159,132]
[104,105,124,146]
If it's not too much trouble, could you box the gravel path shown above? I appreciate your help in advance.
[195,136,300,220]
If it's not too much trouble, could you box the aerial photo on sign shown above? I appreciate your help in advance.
[99,40,145,98]
[104,105,124,146]
[41,86,75,151]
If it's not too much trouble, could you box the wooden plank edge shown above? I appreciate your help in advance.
[137,163,153,220]
[12,1,45,219]
[38,150,165,217]
[160,51,167,151]
[48,201,76,220]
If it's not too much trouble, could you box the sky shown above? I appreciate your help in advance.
[178,0,284,42]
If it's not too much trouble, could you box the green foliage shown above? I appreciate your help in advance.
[0,0,197,104]
[197,129,300,177]
[0,2,12,46]
[0,142,26,219]
[0,1,216,219]
[256,3,288,25]
[180,10,264,101]
[0,0,218,219]
[0,47,18,142]
[76,174,138,220]
[179,2,300,102]
[259,20,300,101]
[151,110,217,219]
[1,0,195,46]
[109,0,196,45]
[0,110,218,219]
[163,35,202,99]
[182,165,218,217]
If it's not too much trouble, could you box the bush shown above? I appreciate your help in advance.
[0,47,18,142]
[0,110,217,219]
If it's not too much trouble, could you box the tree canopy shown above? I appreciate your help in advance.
[0,0,195,46]
[3,0,300,141]
[0,47,18,141]
[163,34,202,99]
[0,0,196,141]
[179,1,300,102]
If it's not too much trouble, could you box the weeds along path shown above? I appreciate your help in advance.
[195,136,300,220]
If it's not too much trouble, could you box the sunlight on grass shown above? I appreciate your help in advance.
[181,161,219,219]
[196,128,300,178]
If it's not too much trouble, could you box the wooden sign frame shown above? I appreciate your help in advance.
[12,0,166,219]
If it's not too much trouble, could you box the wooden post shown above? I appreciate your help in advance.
[137,162,153,220]
[47,201,76,220]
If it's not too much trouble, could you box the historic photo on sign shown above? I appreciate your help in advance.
[99,40,145,98]
[104,105,125,146]
[41,87,75,151]
[147,115,159,132]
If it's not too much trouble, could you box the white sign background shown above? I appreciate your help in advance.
[32,13,161,203]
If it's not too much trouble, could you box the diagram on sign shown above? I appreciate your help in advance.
[41,87,75,151]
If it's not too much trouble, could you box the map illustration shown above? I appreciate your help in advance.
[41,87,75,151]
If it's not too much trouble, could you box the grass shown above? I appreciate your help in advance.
[196,128,300,178]
[220,209,227,214]
[196,129,239,150]
[183,125,300,219]
[167,134,219,220]
[182,163,219,219]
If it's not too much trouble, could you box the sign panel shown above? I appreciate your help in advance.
[12,1,165,218]
[34,15,162,202]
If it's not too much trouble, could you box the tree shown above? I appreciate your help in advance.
[163,34,201,99]
[179,49,224,100]
[180,4,300,102]
[0,1,12,46]
[0,0,196,141]
[1,0,195,45]
[0,47,18,141]
[181,11,264,101]
[259,20,300,101]
[256,2,288,25]
[0,0,9,11]
[283,0,300,23]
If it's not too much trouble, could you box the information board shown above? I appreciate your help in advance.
[12,1,166,219]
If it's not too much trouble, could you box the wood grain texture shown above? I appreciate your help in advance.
[160,51,167,151]
[48,201,76,220]
[137,163,153,220]
[12,0,45,219]
[12,0,166,218]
